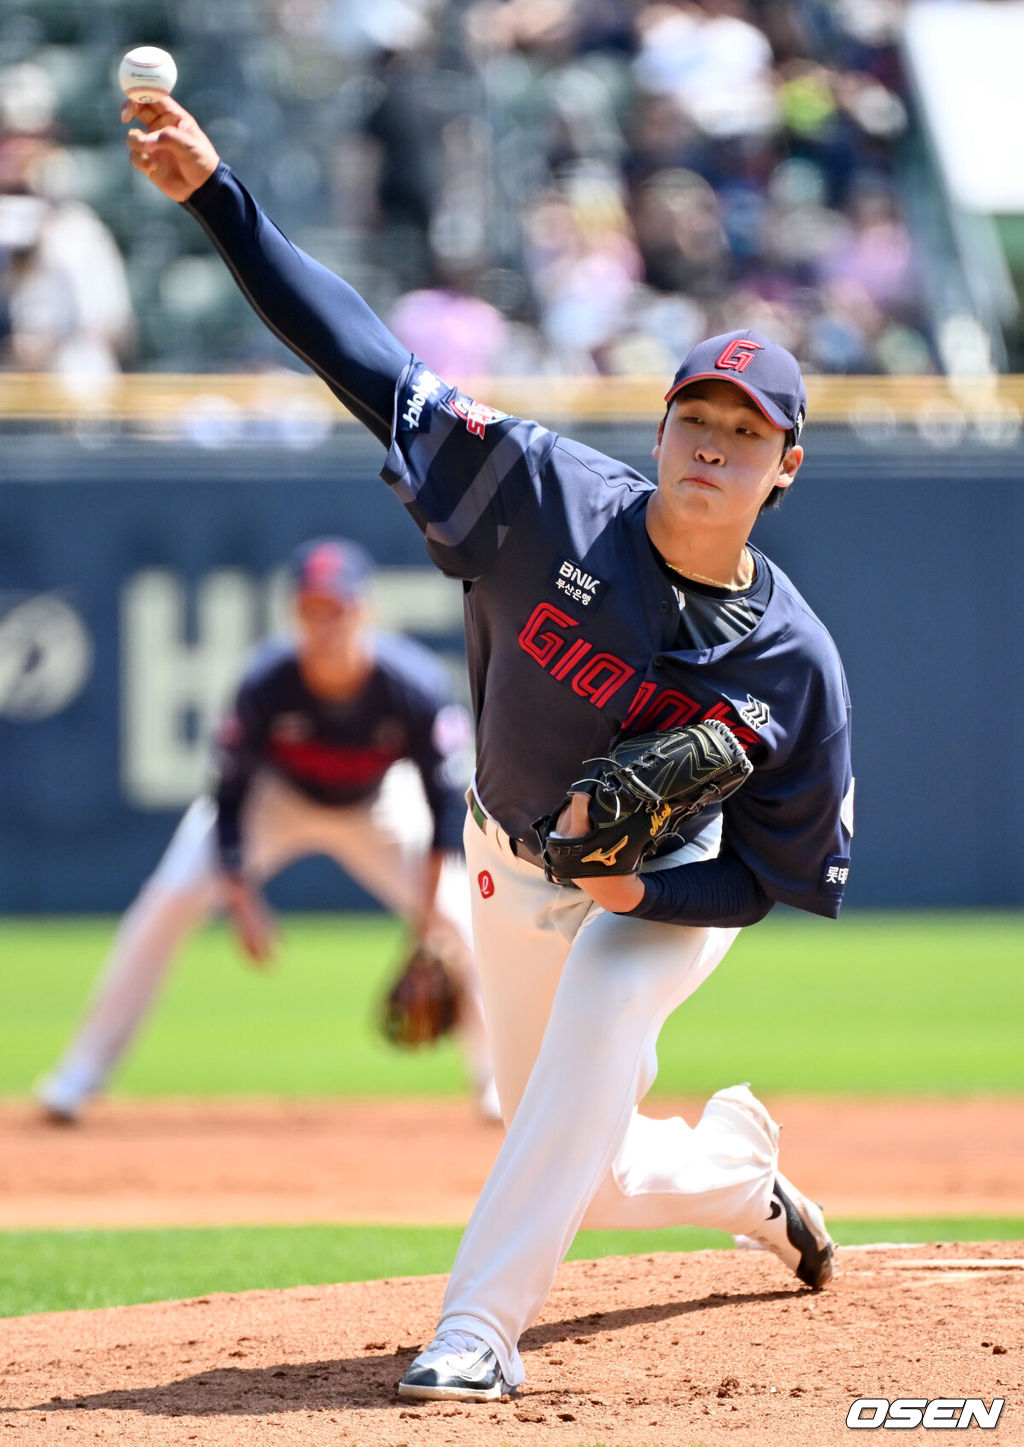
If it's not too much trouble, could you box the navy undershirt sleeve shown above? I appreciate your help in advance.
[212,706,266,877]
[185,164,409,446]
[406,715,467,854]
[627,851,775,927]
[425,785,469,855]
[214,771,249,876]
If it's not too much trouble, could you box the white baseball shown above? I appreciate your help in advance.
[118,46,177,104]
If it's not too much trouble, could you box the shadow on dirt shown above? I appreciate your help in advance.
[16,1286,803,1418]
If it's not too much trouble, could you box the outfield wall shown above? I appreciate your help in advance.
[2,421,1022,912]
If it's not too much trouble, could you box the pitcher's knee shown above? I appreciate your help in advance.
[581,1173,634,1230]
[700,1085,779,1161]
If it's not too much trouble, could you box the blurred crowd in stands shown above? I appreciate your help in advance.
[0,0,945,385]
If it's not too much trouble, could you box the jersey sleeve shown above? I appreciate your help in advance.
[725,711,854,918]
[185,164,409,445]
[212,672,272,876]
[381,359,557,579]
[185,169,555,579]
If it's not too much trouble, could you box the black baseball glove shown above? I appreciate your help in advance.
[532,718,753,883]
[379,942,462,1047]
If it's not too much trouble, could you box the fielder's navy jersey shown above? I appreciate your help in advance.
[213,632,468,873]
[187,166,853,919]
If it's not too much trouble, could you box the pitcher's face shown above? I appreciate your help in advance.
[653,379,801,529]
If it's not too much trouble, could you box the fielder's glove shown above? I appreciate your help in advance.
[532,718,753,883]
[379,942,462,1047]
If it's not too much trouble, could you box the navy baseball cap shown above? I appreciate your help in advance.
[665,329,807,439]
[290,537,374,602]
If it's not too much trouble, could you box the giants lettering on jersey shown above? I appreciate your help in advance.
[517,601,761,748]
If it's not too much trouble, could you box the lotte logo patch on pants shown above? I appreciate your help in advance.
[477,871,494,898]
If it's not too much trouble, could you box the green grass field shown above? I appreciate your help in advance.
[4,1217,1024,1320]
[2,908,1022,1317]
[4,909,1024,1098]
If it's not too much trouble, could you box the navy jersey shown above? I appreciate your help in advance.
[213,632,468,873]
[188,166,853,919]
[382,365,852,917]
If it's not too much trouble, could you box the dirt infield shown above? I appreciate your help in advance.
[2,1095,1023,1228]
[2,1096,1022,1445]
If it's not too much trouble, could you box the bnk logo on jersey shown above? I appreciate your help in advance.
[553,559,604,609]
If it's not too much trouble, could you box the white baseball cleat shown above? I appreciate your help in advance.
[398,1329,515,1401]
[742,1173,835,1290]
[33,1072,87,1124]
[32,1064,99,1128]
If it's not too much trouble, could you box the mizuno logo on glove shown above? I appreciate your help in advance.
[581,835,630,867]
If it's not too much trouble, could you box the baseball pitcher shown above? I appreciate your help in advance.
[118,94,853,1404]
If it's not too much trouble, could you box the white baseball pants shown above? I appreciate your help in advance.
[44,764,493,1107]
[436,808,779,1387]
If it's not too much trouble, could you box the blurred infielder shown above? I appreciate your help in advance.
[121,95,853,1402]
[37,537,498,1123]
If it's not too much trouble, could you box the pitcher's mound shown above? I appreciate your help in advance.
[3,1242,1021,1447]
